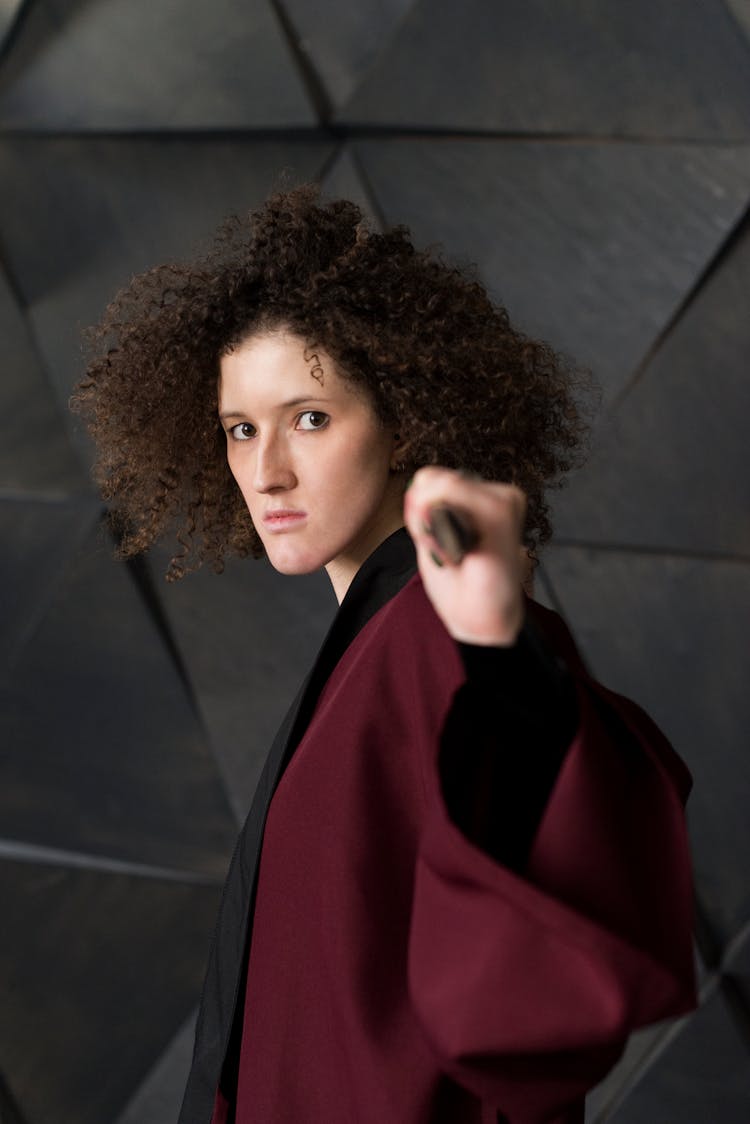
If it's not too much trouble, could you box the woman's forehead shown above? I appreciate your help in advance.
[217,333,359,413]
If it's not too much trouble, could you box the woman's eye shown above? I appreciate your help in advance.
[297,411,329,431]
[230,422,256,441]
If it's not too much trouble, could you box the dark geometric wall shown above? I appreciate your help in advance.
[1,2,748,1121]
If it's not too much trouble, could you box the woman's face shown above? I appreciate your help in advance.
[219,331,405,601]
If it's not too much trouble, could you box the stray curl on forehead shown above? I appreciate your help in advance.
[303,344,325,385]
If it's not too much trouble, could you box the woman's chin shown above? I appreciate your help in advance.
[263,544,324,577]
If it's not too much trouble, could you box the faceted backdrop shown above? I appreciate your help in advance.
[1,2,748,1121]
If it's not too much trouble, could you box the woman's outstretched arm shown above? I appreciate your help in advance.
[404,468,697,1123]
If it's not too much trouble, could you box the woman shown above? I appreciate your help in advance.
[73,186,696,1124]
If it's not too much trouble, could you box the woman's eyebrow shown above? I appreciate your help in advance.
[219,396,331,421]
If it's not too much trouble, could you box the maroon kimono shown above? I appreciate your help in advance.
[180,529,696,1124]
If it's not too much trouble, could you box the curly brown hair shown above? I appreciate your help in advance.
[72,184,591,581]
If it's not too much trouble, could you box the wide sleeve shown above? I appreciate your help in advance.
[407,601,697,1124]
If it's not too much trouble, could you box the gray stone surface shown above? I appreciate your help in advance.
[0,0,25,58]
[115,1010,197,1124]
[355,137,750,404]
[0,136,333,429]
[541,544,750,946]
[341,0,750,138]
[0,0,315,129]
[723,920,750,1019]
[607,983,750,1122]
[584,947,711,1120]
[148,548,335,823]
[726,0,750,43]
[0,263,88,493]
[279,0,411,109]
[0,1065,30,1124]
[0,520,237,873]
[320,144,383,227]
[585,1016,689,1122]
[0,858,220,1124]
[552,222,750,556]
[0,497,99,677]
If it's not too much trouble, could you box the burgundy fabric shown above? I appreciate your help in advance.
[214,576,695,1124]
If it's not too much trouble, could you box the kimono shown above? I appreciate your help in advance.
[178,528,696,1124]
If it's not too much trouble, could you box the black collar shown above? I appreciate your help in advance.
[309,526,417,699]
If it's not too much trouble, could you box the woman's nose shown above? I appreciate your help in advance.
[253,436,296,493]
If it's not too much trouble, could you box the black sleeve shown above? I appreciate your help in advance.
[439,615,579,872]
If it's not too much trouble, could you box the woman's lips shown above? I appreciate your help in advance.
[262,510,307,532]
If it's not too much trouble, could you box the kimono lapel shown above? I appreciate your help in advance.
[179,528,417,1124]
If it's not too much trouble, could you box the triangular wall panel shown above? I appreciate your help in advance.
[0,858,221,1124]
[356,138,750,402]
[607,983,750,1122]
[541,544,750,946]
[1,520,236,873]
[0,0,316,129]
[320,144,384,227]
[146,548,334,822]
[0,497,99,677]
[725,0,750,46]
[552,219,750,557]
[341,0,750,138]
[0,2,25,75]
[115,1011,197,1124]
[279,0,413,110]
[0,137,334,435]
[0,262,88,494]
